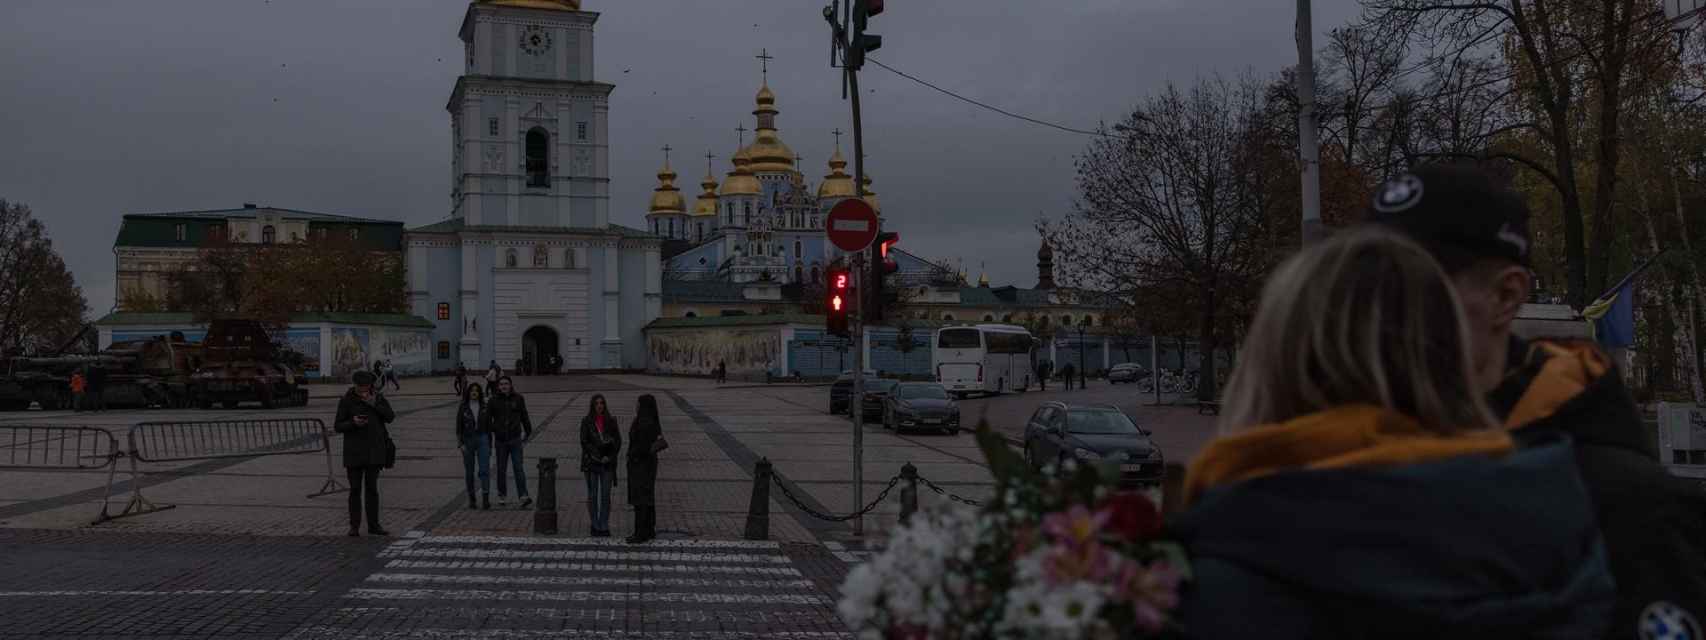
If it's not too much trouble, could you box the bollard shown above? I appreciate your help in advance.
[1160,462,1187,516]
[744,457,773,541]
[898,462,919,524]
[534,457,559,535]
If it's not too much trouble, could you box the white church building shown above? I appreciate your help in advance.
[405,0,661,372]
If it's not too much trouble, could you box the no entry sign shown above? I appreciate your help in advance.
[826,199,879,252]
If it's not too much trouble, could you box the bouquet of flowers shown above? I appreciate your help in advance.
[838,424,1189,640]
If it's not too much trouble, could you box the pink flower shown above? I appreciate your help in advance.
[1042,505,1108,548]
[1118,561,1185,633]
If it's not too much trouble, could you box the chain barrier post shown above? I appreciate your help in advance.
[898,462,918,524]
[534,457,559,535]
[744,457,773,541]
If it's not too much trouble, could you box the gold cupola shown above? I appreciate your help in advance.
[479,0,580,11]
[720,147,761,196]
[817,147,857,199]
[861,173,880,212]
[743,83,797,174]
[978,271,990,288]
[692,159,720,217]
[647,157,685,215]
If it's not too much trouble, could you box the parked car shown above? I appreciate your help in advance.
[860,379,899,422]
[1022,401,1163,486]
[1107,363,1147,384]
[882,382,962,434]
[829,370,881,415]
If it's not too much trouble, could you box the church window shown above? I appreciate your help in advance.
[348,228,360,240]
[261,225,276,244]
[532,246,548,267]
[726,203,734,225]
[668,219,675,237]
[942,313,956,322]
[438,341,451,359]
[743,203,751,226]
[697,223,705,242]
[290,232,299,242]
[174,224,186,241]
[794,240,802,258]
[810,216,818,228]
[209,225,225,240]
[576,121,588,141]
[794,265,803,283]
[811,266,820,283]
[1060,315,1073,326]
[437,303,450,320]
[525,127,550,188]
[1084,316,1096,327]
[505,248,518,268]
[488,118,499,137]
[315,228,326,240]
[984,314,995,322]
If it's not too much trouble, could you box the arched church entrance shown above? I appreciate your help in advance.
[522,325,560,375]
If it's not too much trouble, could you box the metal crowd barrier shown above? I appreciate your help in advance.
[2,425,122,471]
[94,418,345,524]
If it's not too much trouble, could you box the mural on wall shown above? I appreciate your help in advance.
[371,328,433,375]
[330,328,370,379]
[283,328,323,377]
[648,329,780,375]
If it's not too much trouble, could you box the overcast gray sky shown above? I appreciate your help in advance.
[0,0,1360,317]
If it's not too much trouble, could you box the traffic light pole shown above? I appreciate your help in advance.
[848,61,869,538]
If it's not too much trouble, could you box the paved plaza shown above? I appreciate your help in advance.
[0,374,1213,638]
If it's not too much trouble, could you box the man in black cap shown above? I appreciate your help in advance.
[1367,162,1705,640]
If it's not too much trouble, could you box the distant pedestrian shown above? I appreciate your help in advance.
[1036,360,1051,392]
[456,383,492,510]
[626,394,667,544]
[716,360,727,384]
[334,371,395,537]
[380,360,400,392]
[453,363,469,397]
[580,394,622,537]
[69,370,87,412]
[485,360,501,397]
[490,376,533,508]
[1061,362,1077,391]
[86,364,107,412]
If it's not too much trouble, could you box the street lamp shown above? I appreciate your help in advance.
[1077,325,1087,390]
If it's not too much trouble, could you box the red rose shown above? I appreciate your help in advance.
[1098,491,1162,541]
[887,624,930,640]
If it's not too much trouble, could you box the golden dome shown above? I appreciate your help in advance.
[978,272,990,287]
[861,173,880,212]
[479,0,580,11]
[745,83,797,173]
[647,160,684,214]
[693,165,720,217]
[817,147,857,199]
[721,149,761,196]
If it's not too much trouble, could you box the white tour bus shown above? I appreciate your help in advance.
[933,324,1036,397]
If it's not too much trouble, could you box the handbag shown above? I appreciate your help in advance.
[652,436,670,454]
[384,435,397,469]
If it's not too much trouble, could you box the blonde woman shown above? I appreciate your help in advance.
[1173,228,1614,639]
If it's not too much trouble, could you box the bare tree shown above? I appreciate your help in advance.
[1046,74,1284,400]
[0,200,88,356]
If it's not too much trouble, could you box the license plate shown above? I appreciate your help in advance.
[1120,464,1144,472]
[923,418,941,425]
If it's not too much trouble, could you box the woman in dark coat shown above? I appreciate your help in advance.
[455,383,492,510]
[334,371,395,537]
[625,394,666,544]
[579,394,621,537]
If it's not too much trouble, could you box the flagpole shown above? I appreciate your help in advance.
[1590,251,1668,305]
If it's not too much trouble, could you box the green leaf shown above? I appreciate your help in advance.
[1150,540,1195,582]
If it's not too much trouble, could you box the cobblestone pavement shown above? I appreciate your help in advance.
[0,373,1198,636]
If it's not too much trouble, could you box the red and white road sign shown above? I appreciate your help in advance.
[826,199,879,252]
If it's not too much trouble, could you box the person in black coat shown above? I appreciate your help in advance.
[455,383,492,510]
[334,371,395,537]
[489,376,533,508]
[580,394,622,537]
[625,394,666,544]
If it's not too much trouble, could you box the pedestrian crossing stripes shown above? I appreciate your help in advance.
[289,533,851,638]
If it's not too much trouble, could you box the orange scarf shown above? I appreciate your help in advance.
[1183,406,1513,506]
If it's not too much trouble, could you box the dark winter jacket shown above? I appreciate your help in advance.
[626,415,662,507]
[455,401,490,440]
[1490,337,1706,640]
[1174,422,1616,640]
[580,415,622,474]
[488,393,532,444]
[333,388,395,468]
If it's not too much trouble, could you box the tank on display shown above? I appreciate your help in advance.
[0,333,199,410]
[190,320,309,410]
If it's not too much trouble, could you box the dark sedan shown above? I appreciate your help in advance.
[1022,402,1163,486]
[858,379,899,422]
[882,383,962,434]
[829,371,880,415]
[1108,363,1147,384]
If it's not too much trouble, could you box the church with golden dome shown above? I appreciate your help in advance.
[648,74,890,286]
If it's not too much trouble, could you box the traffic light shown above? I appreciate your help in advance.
[826,265,852,337]
[867,231,900,323]
[847,0,883,70]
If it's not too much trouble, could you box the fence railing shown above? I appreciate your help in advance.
[2,425,122,471]
[128,418,325,463]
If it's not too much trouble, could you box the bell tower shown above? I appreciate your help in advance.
[449,0,614,228]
